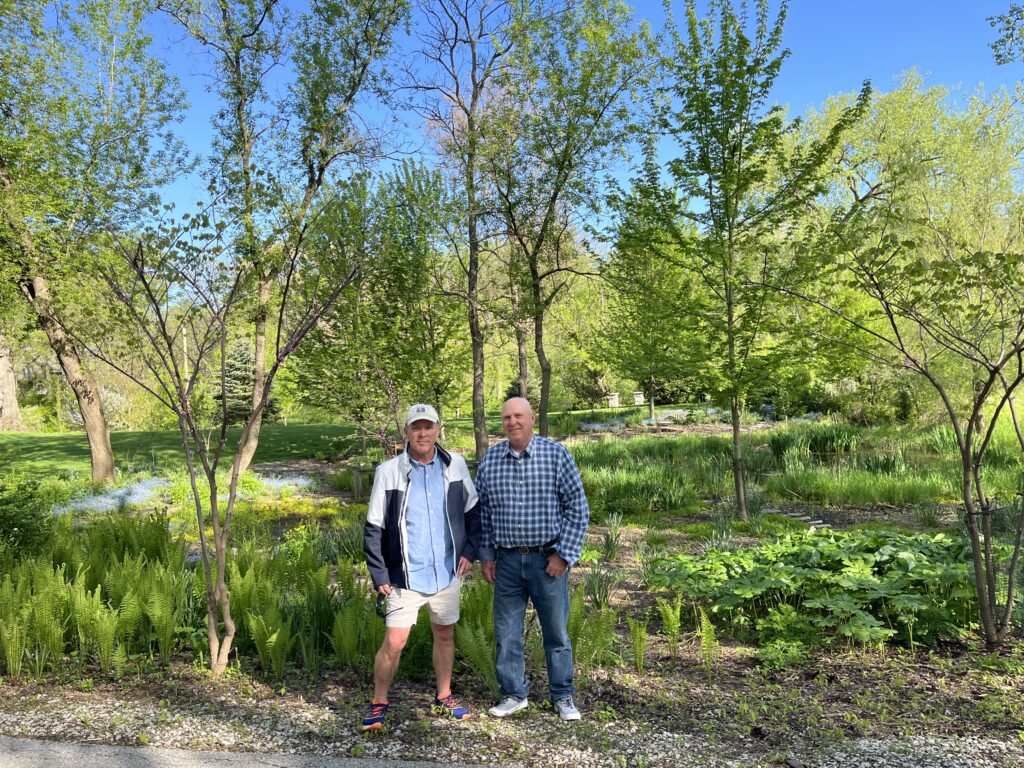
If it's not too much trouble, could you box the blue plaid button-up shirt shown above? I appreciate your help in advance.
[476,435,589,566]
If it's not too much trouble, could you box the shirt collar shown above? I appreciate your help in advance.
[506,436,535,458]
[409,449,438,468]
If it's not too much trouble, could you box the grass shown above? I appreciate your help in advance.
[4,411,1024,523]
[0,423,356,477]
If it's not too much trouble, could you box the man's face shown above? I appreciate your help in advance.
[502,399,535,447]
[405,419,441,459]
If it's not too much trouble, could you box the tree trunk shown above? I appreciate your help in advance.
[510,280,529,398]
[516,323,529,398]
[962,450,1002,644]
[730,392,747,520]
[0,336,24,431]
[726,278,747,520]
[533,284,551,437]
[236,277,270,475]
[467,157,489,458]
[21,275,115,482]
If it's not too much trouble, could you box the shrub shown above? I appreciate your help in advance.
[756,639,810,671]
[0,478,55,558]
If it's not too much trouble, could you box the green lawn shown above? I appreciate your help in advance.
[0,423,355,477]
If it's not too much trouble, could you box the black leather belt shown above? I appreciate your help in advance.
[498,538,558,555]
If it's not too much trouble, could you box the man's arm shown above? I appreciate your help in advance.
[459,456,481,562]
[476,456,497,584]
[554,446,589,567]
[363,464,391,592]
[455,455,480,578]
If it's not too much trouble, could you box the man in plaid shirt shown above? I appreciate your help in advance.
[477,397,589,721]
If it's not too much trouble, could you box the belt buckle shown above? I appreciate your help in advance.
[515,546,531,554]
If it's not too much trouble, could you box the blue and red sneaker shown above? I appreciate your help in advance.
[361,700,389,731]
[432,693,473,721]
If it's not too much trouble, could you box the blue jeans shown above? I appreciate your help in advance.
[493,550,574,701]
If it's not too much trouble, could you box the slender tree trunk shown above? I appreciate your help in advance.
[516,323,529,398]
[726,278,747,520]
[962,449,1001,644]
[647,376,655,421]
[510,281,529,398]
[236,278,270,474]
[468,161,488,459]
[21,275,115,482]
[0,336,24,431]
[533,284,551,437]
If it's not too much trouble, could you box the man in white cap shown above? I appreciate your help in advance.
[361,404,480,731]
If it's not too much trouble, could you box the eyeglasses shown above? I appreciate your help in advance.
[375,592,387,619]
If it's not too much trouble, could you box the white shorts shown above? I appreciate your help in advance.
[385,577,462,628]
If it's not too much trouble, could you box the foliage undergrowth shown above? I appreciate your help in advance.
[649,528,980,649]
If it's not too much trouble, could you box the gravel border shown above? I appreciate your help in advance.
[1,677,1022,768]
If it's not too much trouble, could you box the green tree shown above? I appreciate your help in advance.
[405,0,515,458]
[291,162,469,445]
[215,339,280,425]
[488,0,651,435]
[800,77,1024,644]
[599,149,704,420]
[81,0,407,675]
[654,0,867,518]
[0,0,187,480]
[163,0,408,473]
[989,5,1024,64]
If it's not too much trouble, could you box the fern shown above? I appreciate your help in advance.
[455,621,499,694]
[27,574,67,677]
[332,560,358,602]
[656,592,683,659]
[267,614,296,682]
[104,552,146,610]
[698,606,718,682]
[361,598,384,672]
[112,643,127,677]
[331,601,362,669]
[28,600,64,677]
[566,588,585,652]
[144,588,178,664]
[627,616,648,676]
[67,578,101,658]
[575,607,620,672]
[248,612,273,673]
[94,606,119,673]
[248,608,295,680]
[0,615,27,678]
[117,590,142,645]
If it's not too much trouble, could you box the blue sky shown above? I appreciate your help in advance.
[634,0,1020,111]
[152,1,1023,209]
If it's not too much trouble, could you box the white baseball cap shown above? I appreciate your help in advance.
[405,403,440,426]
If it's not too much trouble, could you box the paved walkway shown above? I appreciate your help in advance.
[0,736,482,768]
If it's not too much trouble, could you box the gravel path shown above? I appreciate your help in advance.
[1,680,1021,768]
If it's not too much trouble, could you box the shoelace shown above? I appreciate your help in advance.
[437,694,460,707]
[368,702,388,716]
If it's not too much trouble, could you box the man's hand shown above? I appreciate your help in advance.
[457,556,473,577]
[377,584,392,596]
[545,553,568,578]
[481,560,496,584]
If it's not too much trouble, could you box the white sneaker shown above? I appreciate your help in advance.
[488,696,528,717]
[553,696,581,721]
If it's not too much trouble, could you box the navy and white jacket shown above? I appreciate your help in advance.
[363,445,480,591]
